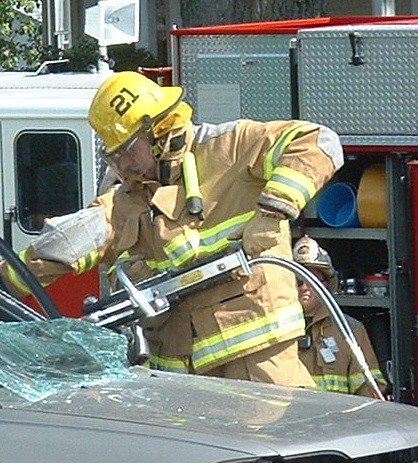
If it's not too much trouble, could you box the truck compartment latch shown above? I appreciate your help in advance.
[348,32,365,66]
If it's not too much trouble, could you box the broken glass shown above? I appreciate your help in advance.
[0,318,134,402]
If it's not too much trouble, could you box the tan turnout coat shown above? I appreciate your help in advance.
[298,306,387,397]
[1,119,343,374]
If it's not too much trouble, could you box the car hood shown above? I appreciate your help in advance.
[1,319,418,461]
[2,366,418,460]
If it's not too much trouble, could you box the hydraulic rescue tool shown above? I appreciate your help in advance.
[83,247,252,328]
[82,245,385,400]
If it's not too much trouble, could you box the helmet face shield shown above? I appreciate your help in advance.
[101,131,158,183]
[102,137,137,173]
[88,71,183,155]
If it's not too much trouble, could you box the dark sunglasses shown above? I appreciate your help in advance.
[297,276,327,287]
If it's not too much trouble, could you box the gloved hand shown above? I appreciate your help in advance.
[258,204,288,219]
[242,209,287,257]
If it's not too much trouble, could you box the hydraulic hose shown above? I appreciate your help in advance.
[248,255,385,401]
[0,236,61,319]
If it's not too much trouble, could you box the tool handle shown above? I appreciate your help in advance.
[182,151,204,216]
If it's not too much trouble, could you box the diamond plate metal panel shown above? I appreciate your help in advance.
[178,34,293,123]
[298,25,418,138]
[339,135,418,146]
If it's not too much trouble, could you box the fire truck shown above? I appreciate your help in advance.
[1,15,418,406]
[0,62,112,316]
[170,15,418,405]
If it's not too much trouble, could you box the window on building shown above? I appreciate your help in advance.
[16,132,81,233]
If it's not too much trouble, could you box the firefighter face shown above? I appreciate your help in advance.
[104,133,158,188]
[298,268,329,317]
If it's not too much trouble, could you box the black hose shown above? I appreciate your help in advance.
[0,288,46,322]
[0,236,61,319]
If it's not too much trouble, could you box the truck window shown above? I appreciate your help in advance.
[16,132,81,232]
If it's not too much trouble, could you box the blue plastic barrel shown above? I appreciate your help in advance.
[317,182,360,228]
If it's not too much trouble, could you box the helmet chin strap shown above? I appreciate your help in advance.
[158,160,171,186]
[152,125,190,184]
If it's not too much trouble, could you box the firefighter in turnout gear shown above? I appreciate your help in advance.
[0,72,344,387]
[293,235,387,397]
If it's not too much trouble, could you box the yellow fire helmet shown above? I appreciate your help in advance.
[293,235,338,292]
[88,71,184,154]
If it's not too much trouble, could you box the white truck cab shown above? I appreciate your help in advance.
[0,69,111,252]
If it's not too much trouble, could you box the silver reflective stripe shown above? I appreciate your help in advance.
[193,121,238,144]
[317,125,344,170]
[33,206,108,266]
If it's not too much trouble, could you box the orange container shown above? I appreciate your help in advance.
[138,66,172,86]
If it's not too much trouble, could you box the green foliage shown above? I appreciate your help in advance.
[108,44,161,71]
[40,36,101,72]
[0,0,42,70]
[40,38,160,73]
[65,37,101,71]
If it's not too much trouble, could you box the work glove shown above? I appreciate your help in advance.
[242,209,287,257]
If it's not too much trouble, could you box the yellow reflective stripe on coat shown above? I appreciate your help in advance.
[263,121,314,180]
[75,249,100,274]
[191,302,304,371]
[149,355,189,373]
[5,249,32,295]
[107,250,130,276]
[349,369,387,392]
[146,210,255,270]
[266,165,317,210]
[163,211,254,267]
[146,256,173,272]
[314,369,387,394]
[313,375,350,393]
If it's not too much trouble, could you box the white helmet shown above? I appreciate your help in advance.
[293,235,338,292]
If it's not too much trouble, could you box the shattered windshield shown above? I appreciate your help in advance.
[0,318,134,402]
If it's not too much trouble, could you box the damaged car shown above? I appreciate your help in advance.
[1,317,418,463]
